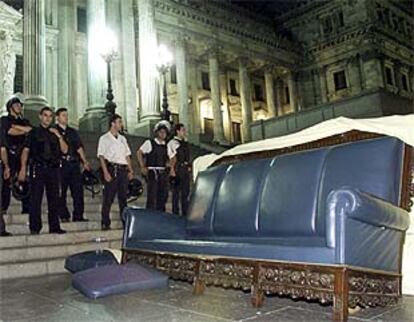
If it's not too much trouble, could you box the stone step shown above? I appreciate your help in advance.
[3,212,124,225]
[5,200,150,216]
[0,229,123,249]
[5,219,124,235]
[0,257,67,279]
[0,238,122,264]
[0,243,122,280]
[7,195,129,207]
[6,202,124,213]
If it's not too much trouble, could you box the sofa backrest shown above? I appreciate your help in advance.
[318,137,404,221]
[186,137,405,239]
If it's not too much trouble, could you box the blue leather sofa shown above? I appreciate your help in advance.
[122,134,412,321]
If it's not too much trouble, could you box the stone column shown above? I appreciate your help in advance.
[23,0,48,121]
[136,0,160,136]
[410,67,414,93]
[361,50,384,90]
[175,36,189,130]
[57,0,76,121]
[287,71,298,113]
[311,69,320,105]
[347,55,362,94]
[264,68,277,118]
[275,78,284,116]
[119,0,139,132]
[319,66,328,103]
[79,0,107,132]
[219,71,231,141]
[188,58,201,143]
[238,58,253,142]
[209,52,225,143]
[1,32,16,113]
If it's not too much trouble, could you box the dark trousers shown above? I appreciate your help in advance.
[0,164,5,233]
[146,170,168,211]
[60,162,84,220]
[172,166,190,216]
[2,152,30,213]
[29,166,61,233]
[101,167,128,227]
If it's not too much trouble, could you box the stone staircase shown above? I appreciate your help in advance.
[0,193,148,280]
[0,132,223,280]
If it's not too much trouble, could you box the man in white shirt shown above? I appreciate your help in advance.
[97,114,134,230]
[137,121,169,211]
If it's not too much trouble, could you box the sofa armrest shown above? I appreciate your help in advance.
[122,207,186,248]
[325,188,410,272]
[326,188,410,233]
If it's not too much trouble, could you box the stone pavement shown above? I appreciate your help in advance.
[0,274,413,322]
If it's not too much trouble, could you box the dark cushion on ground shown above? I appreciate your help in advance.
[72,263,169,299]
[64,250,118,273]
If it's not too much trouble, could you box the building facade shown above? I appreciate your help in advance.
[0,0,412,144]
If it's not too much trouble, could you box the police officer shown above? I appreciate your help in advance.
[97,114,134,230]
[55,108,91,222]
[18,107,68,234]
[0,144,12,236]
[168,123,191,216]
[137,121,169,211]
[0,97,32,215]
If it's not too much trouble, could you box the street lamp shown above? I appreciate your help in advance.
[100,29,118,117]
[156,44,173,122]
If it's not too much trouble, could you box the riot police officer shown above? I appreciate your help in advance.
[168,123,191,216]
[55,108,91,222]
[0,97,32,215]
[137,121,170,211]
[18,107,68,234]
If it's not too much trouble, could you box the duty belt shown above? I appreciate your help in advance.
[8,146,19,156]
[107,162,128,178]
[62,155,79,163]
[108,162,128,169]
[147,167,167,181]
[147,166,166,171]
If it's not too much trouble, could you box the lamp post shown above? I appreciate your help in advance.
[156,44,173,122]
[100,29,118,117]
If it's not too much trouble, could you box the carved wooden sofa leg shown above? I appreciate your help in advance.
[333,268,349,322]
[251,285,264,308]
[121,251,128,264]
[193,278,205,296]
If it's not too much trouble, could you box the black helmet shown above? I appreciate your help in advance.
[6,97,23,113]
[12,179,30,201]
[82,169,101,197]
[127,177,143,203]
[153,120,171,134]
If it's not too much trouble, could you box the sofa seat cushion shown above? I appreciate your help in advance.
[126,239,335,264]
[72,263,169,299]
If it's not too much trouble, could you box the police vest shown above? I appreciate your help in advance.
[146,139,168,167]
[174,138,190,165]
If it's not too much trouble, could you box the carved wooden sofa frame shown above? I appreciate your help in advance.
[122,131,414,322]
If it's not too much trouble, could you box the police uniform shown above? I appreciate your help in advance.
[24,126,64,234]
[55,124,86,221]
[168,136,191,216]
[0,114,31,214]
[139,138,169,211]
[97,131,131,228]
[0,140,11,236]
